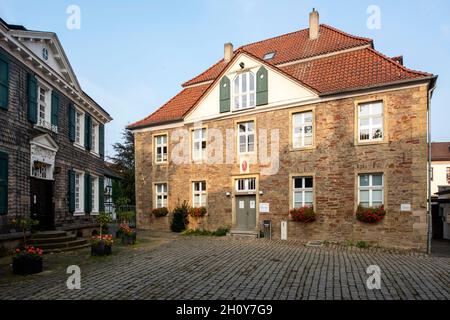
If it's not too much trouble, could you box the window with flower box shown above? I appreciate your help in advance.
[155,183,168,208]
[358,173,384,208]
[293,177,313,208]
[358,101,384,142]
[192,181,207,207]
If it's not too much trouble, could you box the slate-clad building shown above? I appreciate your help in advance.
[0,19,112,236]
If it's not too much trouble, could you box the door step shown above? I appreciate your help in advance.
[229,230,259,239]
[30,231,89,254]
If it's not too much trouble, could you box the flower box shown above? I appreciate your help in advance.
[90,235,114,256]
[12,247,44,275]
[188,207,207,218]
[152,207,169,218]
[356,205,386,223]
[289,206,316,223]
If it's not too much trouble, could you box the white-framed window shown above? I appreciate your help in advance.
[292,111,313,148]
[192,128,207,161]
[358,173,384,208]
[233,72,256,110]
[75,108,85,147]
[237,121,255,154]
[358,101,384,142]
[293,177,313,208]
[236,178,256,192]
[74,171,85,214]
[155,183,168,208]
[91,176,99,214]
[91,121,99,155]
[193,181,207,207]
[155,135,168,163]
[37,81,53,131]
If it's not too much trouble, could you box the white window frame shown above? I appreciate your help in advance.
[292,111,313,148]
[36,81,55,132]
[74,170,85,216]
[192,128,207,162]
[235,178,256,192]
[293,177,314,208]
[91,175,99,215]
[155,183,168,209]
[233,72,256,110]
[91,120,100,155]
[358,173,384,208]
[154,135,168,164]
[237,121,255,154]
[358,101,384,143]
[192,181,207,208]
[74,107,85,149]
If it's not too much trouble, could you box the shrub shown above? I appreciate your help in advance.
[212,227,230,237]
[188,207,207,218]
[152,207,169,218]
[356,205,386,223]
[181,226,230,237]
[356,240,369,249]
[170,201,189,233]
[95,212,112,237]
[289,206,316,223]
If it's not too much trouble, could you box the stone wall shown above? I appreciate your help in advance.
[134,85,429,251]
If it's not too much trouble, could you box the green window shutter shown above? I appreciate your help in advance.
[51,91,59,128]
[84,173,92,214]
[68,170,75,214]
[99,177,104,212]
[0,151,8,215]
[68,103,76,142]
[84,114,92,150]
[0,53,9,110]
[99,123,105,158]
[27,73,38,123]
[256,66,268,106]
[219,76,230,113]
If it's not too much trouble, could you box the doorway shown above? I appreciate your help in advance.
[235,195,257,230]
[30,177,54,230]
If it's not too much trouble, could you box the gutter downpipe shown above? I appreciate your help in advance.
[427,81,437,255]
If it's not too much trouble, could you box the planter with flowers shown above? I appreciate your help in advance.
[289,206,317,223]
[90,234,114,256]
[12,246,44,275]
[120,223,137,245]
[356,205,386,224]
[152,207,168,218]
[188,207,207,218]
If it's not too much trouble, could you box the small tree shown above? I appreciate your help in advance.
[96,212,112,237]
[12,217,39,247]
[170,201,189,233]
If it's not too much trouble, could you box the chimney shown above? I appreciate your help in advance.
[309,8,319,40]
[224,42,234,62]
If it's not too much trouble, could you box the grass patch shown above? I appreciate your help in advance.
[182,227,230,237]
[355,240,369,249]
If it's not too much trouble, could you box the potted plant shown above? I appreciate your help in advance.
[188,206,207,218]
[116,211,135,238]
[90,234,114,256]
[152,207,168,218]
[356,205,386,223]
[119,223,136,245]
[289,206,317,223]
[12,246,44,275]
[91,212,114,256]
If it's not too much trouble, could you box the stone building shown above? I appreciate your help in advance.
[128,11,437,251]
[0,19,112,238]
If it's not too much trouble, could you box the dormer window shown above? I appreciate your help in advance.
[233,72,256,110]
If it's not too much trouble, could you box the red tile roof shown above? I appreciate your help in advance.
[182,24,372,87]
[129,25,434,129]
[431,142,450,161]
[128,83,209,128]
[281,47,432,95]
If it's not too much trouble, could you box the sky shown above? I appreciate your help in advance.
[1,0,449,157]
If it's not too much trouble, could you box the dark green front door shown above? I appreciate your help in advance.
[236,195,256,230]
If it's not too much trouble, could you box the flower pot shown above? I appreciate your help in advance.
[91,241,112,256]
[121,233,136,245]
[12,255,43,275]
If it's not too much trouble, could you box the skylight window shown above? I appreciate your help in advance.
[263,52,276,60]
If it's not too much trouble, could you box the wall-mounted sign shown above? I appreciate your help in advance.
[240,157,249,174]
[259,203,270,213]
[250,201,255,209]
[401,204,411,212]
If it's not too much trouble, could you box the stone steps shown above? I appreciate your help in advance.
[29,231,89,254]
[229,230,259,239]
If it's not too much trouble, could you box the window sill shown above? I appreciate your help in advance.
[154,161,169,165]
[34,124,58,134]
[90,151,100,158]
[73,212,85,216]
[354,140,389,147]
[289,146,316,152]
[73,143,86,151]
[90,212,99,216]
[232,106,256,113]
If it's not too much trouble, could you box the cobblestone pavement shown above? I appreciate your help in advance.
[0,236,449,300]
